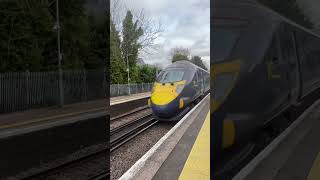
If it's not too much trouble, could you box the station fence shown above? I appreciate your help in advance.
[110,83,153,97]
[0,69,107,114]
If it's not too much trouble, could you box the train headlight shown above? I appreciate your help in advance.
[175,84,185,94]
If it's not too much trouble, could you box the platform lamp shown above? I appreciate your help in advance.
[126,53,134,95]
[53,0,64,107]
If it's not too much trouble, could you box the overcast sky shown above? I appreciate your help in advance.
[118,0,210,69]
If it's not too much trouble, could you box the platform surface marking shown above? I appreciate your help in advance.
[0,107,105,130]
[179,111,210,180]
[308,148,320,180]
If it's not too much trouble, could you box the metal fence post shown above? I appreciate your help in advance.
[116,84,119,96]
[26,71,30,108]
[83,69,87,101]
[135,83,138,94]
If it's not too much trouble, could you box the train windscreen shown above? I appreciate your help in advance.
[212,18,248,62]
[212,29,239,62]
[157,69,185,83]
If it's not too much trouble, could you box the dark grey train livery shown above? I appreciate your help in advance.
[212,0,320,155]
[148,60,209,121]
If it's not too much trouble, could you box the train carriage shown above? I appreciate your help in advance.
[212,0,320,170]
[149,60,209,121]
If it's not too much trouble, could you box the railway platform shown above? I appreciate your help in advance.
[234,99,320,180]
[0,99,106,130]
[111,92,150,106]
[0,92,149,130]
[0,98,108,179]
[0,92,149,178]
[119,94,210,180]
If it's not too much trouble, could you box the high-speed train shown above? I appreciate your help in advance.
[212,0,320,163]
[148,60,209,121]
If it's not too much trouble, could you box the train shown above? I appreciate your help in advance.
[212,0,320,165]
[148,60,209,121]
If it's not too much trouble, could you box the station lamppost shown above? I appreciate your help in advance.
[54,0,64,107]
[126,53,134,95]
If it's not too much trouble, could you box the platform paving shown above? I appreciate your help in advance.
[235,99,320,180]
[119,94,210,180]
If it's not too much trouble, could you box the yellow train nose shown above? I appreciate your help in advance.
[151,81,186,106]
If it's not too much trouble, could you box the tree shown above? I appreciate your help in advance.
[171,47,190,63]
[86,13,108,70]
[121,11,144,83]
[0,0,109,72]
[121,11,143,66]
[110,20,126,84]
[191,56,208,70]
[0,0,56,72]
[111,0,163,55]
[258,0,313,29]
[138,65,158,83]
[59,0,90,70]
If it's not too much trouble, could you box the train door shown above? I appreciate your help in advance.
[279,25,301,105]
[266,30,291,113]
[192,70,200,98]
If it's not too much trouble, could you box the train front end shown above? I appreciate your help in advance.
[149,68,188,121]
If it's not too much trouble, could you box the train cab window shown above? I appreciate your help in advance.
[157,70,185,83]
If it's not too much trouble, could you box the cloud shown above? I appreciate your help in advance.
[120,0,210,68]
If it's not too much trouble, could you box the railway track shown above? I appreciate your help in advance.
[89,170,110,180]
[111,106,149,121]
[24,148,108,180]
[110,112,153,135]
[110,113,158,152]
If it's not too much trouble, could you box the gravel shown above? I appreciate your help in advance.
[110,122,174,180]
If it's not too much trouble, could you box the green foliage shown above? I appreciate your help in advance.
[172,54,189,63]
[191,56,208,70]
[59,0,93,69]
[109,10,158,84]
[0,0,108,72]
[0,0,56,72]
[121,11,143,68]
[110,19,126,84]
[127,65,158,84]
[171,47,190,63]
[258,0,313,29]
[86,13,108,69]
[137,65,158,83]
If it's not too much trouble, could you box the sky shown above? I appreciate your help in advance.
[114,0,210,69]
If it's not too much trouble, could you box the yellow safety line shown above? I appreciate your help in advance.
[308,151,320,180]
[179,111,210,180]
[0,107,106,130]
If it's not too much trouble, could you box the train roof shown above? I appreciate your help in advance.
[166,60,209,73]
[213,0,320,38]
